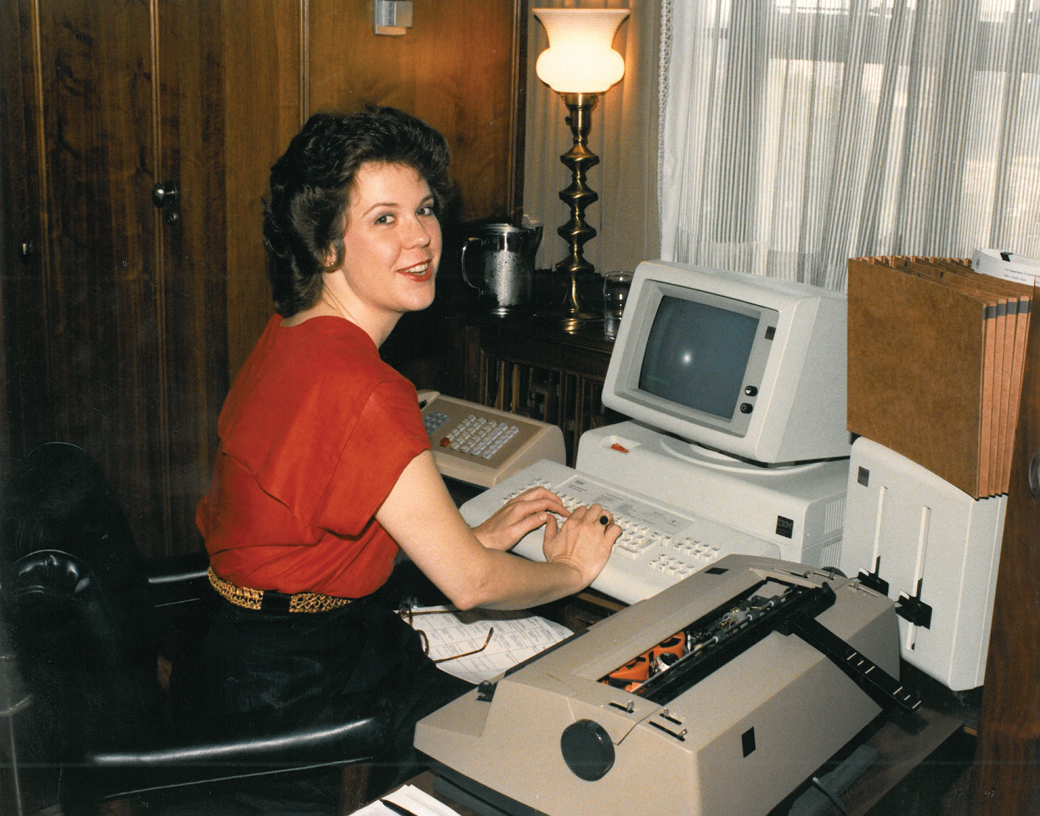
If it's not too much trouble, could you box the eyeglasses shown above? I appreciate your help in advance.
[398,605,495,664]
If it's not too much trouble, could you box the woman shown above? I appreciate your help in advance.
[192,107,620,810]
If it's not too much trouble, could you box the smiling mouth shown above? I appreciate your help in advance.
[399,261,433,281]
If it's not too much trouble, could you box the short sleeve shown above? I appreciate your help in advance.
[312,379,432,535]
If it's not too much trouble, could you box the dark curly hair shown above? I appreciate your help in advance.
[262,106,453,317]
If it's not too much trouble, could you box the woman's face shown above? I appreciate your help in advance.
[337,161,442,323]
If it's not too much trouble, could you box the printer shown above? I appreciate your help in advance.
[415,555,917,816]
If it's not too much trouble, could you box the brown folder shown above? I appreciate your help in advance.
[894,258,1005,495]
[848,257,999,497]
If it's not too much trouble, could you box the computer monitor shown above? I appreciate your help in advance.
[602,261,851,465]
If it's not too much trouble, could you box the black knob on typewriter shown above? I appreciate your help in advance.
[560,719,615,781]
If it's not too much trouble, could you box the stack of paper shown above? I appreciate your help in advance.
[403,606,573,685]
[847,256,1034,499]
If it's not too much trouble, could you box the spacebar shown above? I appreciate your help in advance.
[512,533,665,605]
[589,566,670,606]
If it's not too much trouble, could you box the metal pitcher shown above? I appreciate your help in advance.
[459,223,542,315]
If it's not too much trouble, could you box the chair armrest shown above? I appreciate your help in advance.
[71,693,399,799]
[145,552,210,608]
[141,552,213,696]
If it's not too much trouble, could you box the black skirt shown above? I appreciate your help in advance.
[190,558,470,720]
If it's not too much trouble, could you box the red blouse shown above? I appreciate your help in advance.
[196,314,431,598]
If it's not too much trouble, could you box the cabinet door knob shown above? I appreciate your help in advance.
[151,181,178,208]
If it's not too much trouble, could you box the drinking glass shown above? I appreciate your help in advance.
[603,271,633,339]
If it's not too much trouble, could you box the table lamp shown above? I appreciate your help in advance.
[533,6,629,329]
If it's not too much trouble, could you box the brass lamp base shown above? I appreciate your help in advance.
[552,92,601,323]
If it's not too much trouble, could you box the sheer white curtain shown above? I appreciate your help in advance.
[659,0,1040,291]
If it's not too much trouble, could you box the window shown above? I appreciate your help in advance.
[660,0,1040,290]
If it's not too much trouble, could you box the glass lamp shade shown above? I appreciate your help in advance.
[533,8,629,94]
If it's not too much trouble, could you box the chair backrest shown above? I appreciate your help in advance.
[0,443,161,758]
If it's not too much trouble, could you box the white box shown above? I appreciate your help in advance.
[838,437,1006,691]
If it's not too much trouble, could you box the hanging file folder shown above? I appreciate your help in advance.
[846,256,1032,498]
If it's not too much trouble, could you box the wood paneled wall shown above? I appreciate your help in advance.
[0,0,525,560]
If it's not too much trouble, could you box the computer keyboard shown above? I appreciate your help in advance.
[459,459,782,605]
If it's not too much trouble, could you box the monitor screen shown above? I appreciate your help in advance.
[602,262,850,465]
[640,296,761,420]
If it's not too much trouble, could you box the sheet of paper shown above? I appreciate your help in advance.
[348,783,463,816]
[406,605,574,684]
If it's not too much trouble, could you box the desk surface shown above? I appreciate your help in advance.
[407,705,965,816]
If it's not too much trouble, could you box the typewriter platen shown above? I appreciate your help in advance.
[414,555,919,816]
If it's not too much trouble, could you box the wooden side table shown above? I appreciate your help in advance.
[447,309,622,466]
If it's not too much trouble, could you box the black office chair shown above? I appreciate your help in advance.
[0,442,407,815]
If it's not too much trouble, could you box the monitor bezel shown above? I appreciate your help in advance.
[626,281,780,439]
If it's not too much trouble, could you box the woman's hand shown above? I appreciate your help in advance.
[472,486,569,551]
[541,504,620,591]
[378,452,619,610]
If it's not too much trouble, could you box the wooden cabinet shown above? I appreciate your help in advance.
[0,0,527,559]
[973,286,1040,813]
[0,0,231,559]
